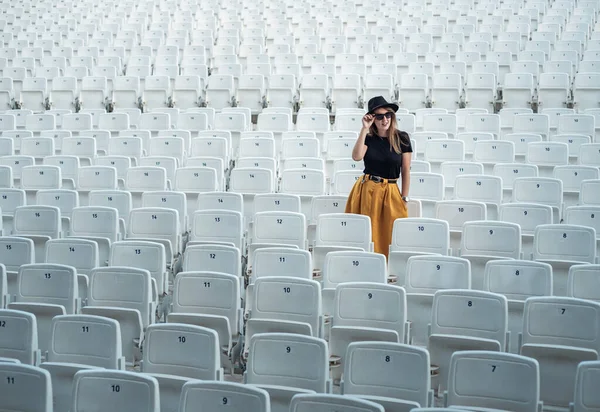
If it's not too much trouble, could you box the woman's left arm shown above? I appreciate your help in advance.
[400,152,411,197]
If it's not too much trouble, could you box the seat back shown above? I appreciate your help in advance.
[88,266,153,327]
[390,218,449,254]
[190,210,244,250]
[13,205,60,238]
[252,248,312,281]
[522,297,600,351]
[324,251,387,288]
[431,289,508,346]
[572,361,600,412]
[16,263,78,313]
[0,309,39,365]
[48,314,123,369]
[343,342,430,407]
[315,213,372,250]
[45,239,98,276]
[568,264,600,303]
[253,277,322,336]
[182,244,241,277]
[244,333,330,392]
[252,211,306,249]
[71,206,119,243]
[179,381,270,412]
[483,260,553,300]
[461,220,522,259]
[447,351,540,412]
[72,369,160,412]
[109,240,167,296]
[0,364,51,411]
[172,271,241,336]
[142,323,221,380]
[533,224,596,263]
[333,282,406,337]
[405,256,471,293]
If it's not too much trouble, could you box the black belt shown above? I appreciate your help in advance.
[366,175,398,184]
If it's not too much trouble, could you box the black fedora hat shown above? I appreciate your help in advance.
[367,96,399,114]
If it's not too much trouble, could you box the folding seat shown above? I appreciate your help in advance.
[168,271,241,368]
[435,199,488,255]
[298,73,330,110]
[69,205,119,266]
[568,263,600,305]
[512,114,551,143]
[61,137,96,167]
[79,76,109,111]
[557,114,595,142]
[439,161,483,198]
[570,361,600,412]
[140,323,222,398]
[526,141,569,179]
[243,333,331,411]
[266,74,297,111]
[203,74,235,111]
[407,172,444,218]
[579,179,600,206]
[428,290,509,393]
[123,166,168,209]
[40,314,125,410]
[180,381,271,412]
[22,115,55,148]
[291,394,384,412]
[403,254,471,347]
[340,340,433,410]
[445,351,542,412]
[328,281,408,381]
[182,244,241,280]
[12,205,61,262]
[0,309,40,365]
[500,73,534,110]
[127,206,181,265]
[9,263,79,354]
[533,223,597,296]
[537,72,570,109]
[573,73,600,112]
[190,208,244,250]
[20,138,56,166]
[472,140,516,175]
[424,140,464,175]
[431,73,462,112]
[456,132,494,161]
[0,363,52,410]
[77,166,118,206]
[245,276,322,358]
[520,297,600,409]
[398,73,428,111]
[0,77,15,110]
[458,220,522,290]
[554,166,600,210]
[564,204,600,254]
[3,67,27,100]
[579,143,600,167]
[72,369,159,412]
[0,155,35,186]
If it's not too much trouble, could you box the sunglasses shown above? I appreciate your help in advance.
[374,112,394,120]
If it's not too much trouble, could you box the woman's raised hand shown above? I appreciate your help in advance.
[362,113,374,129]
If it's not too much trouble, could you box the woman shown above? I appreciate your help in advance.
[345,96,412,258]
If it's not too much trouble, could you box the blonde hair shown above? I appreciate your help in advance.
[369,108,411,154]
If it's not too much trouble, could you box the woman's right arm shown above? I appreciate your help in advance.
[352,114,374,161]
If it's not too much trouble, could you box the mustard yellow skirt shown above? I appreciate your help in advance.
[345,174,408,258]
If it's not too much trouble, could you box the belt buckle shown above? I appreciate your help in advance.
[372,175,382,183]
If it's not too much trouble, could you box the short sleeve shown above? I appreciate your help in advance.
[364,134,373,146]
[399,131,413,153]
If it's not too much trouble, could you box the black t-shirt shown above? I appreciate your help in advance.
[363,132,413,179]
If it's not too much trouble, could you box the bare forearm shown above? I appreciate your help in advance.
[352,127,369,161]
[401,165,410,196]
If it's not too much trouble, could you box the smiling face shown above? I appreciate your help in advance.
[373,107,394,136]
